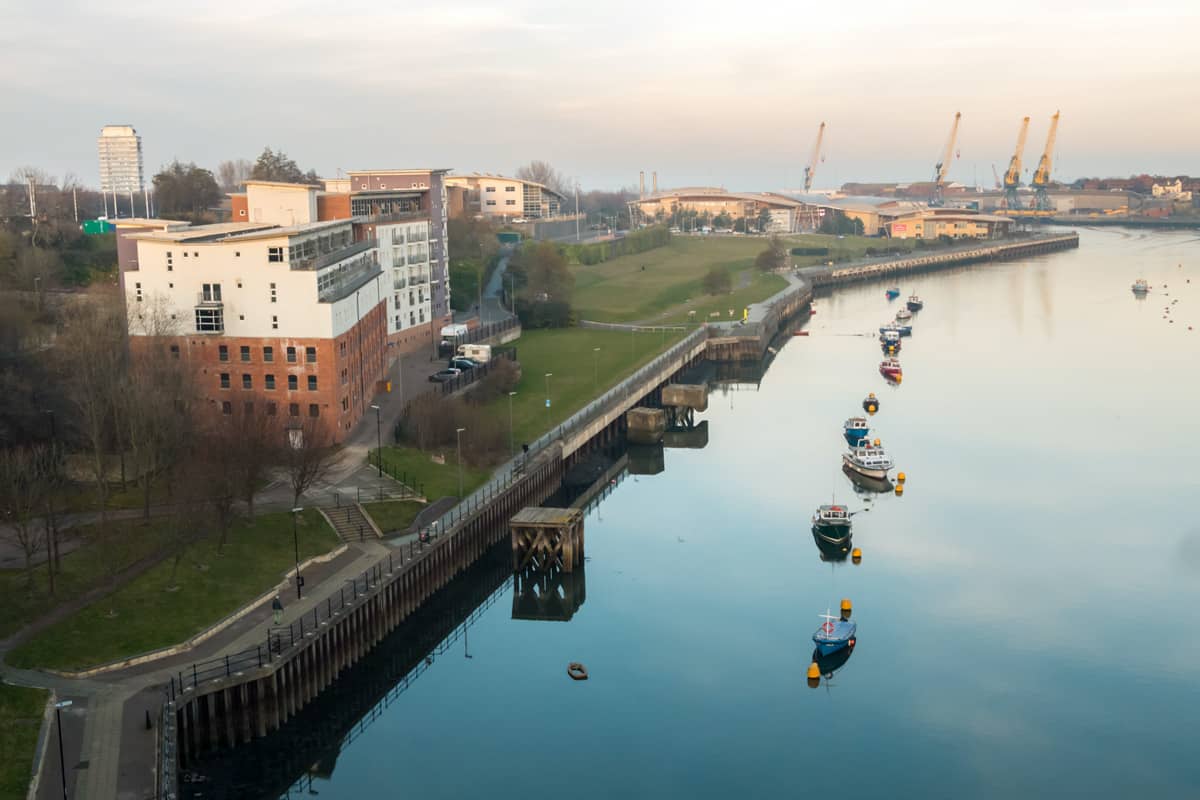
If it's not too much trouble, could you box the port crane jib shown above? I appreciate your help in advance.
[930,111,962,207]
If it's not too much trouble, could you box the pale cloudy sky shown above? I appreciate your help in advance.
[1,0,1197,190]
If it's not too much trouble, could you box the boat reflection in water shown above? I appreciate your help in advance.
[806,641,856,688]
[811,529,853,563]
[842,464,894,494]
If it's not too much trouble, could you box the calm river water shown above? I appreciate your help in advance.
[203,227,1200,799]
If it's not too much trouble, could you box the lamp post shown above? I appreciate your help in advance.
[55,699,72,800]
[291,507,303,599]
[455,428,466,498]
[592,347,601,391]
[370,403,382,477]
[544,373,553,411]
[508,392,517,457]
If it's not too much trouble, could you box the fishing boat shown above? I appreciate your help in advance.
[1132,279,1149,295]
[880,329,901,353]
[879,323,912,337]
[813,611,857,656]
[842,464,893,494]
[812,530,852,563]
[879,358,902,381]
[811,504,853,545]
[843,439,894,480]
[862,393,879,413]
[886,287,900,299]
[811,640,856,677]
[895,308,913,321]
[843,417,870,445]
[907,293,924,311]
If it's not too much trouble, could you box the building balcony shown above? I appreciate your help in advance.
[291,238,377,272]
[194,304,224,334]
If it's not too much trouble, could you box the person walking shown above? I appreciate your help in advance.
[272,595,284,625]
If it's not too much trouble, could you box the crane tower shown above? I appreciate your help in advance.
[930,112,962,207]
[1030,111,1061,212]
[1002,116,1031,210]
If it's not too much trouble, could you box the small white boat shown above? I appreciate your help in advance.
[895,308,913,321]
[1132,279,1149,294]
[842,440,894,480]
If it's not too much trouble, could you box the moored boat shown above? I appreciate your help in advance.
[907,293,924,311]
[843,439,894,480]
[862,393,879,413]
[879,323,912,337]
[880,329,901,353]
[1132,279,1149,294]
[842,464,894,494]
[886,287,900,299]
[879,358,902,381]
[843,416,870,445]
[811,504,853,545]
[812,530,853,563]
[895,308,913,321]
[813,612,857,656]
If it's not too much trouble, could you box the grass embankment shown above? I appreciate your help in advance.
[6,510,338,672]
[0,684,48,800]
[372,327,687,500]
[362,501,425,534]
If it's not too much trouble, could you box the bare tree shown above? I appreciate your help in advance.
[281,417,336,509]
[193,423,240,553]
[229,405,281,519]
[515,160,569,196]
[216,159,253,192]
[0,445,50,589]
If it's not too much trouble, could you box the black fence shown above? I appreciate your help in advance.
[436,346,518,395]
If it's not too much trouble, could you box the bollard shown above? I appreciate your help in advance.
[257,645,263,668]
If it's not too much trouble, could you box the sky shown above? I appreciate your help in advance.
[1,0,1198,192]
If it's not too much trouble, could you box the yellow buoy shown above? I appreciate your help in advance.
[840,598,853,615]
[807,662,821,680]
[851,547,862,561]
[895,484,904,496]
[867,405,877,413]
[873,438,881,447]
[895,374,903,384]
[897,471,906,483]
[868,392,876,399]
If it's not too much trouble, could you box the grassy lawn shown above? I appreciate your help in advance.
[363,501,425,534]
[0,518,175,641]
[660,270,789,325]
[0,684,47,800]
[373,448,491,502]
[6,510,338,672]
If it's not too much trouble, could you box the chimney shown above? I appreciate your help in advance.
[639,171,645,199]
[652,172,658,193]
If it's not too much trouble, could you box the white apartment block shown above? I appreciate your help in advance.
[98,125,145,194]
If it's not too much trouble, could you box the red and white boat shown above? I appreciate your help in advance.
[879,358,903,381]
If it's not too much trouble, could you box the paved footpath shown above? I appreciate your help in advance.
[4,538,394,800]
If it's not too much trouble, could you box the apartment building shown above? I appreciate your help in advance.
[98,125,144,194]
[125,210,388,442]
[445,173,566,220]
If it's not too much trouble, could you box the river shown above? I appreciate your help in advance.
[195,226,1200,799]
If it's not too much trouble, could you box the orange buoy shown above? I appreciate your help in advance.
[895,484,904,496]
[840,598,853,617]
[851,547,862,562]
[897,471,906,483]
[807,662,820,680]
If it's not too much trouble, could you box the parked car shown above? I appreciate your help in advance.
[429,368,462,383]
[449,357,480,371]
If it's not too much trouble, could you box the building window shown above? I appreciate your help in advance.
[272,315,279,330]
[340,341,347,355]
[305,346,316,363]
[169,344,180,359]
[504,185,516,192]
[341,397,349,411]
[263,346,274,362]
[485,186,496,192]
[218,345,229,362]
[219,373,230,389]
[266,402,277,416]
[286,346,297,363]
[505,199,516,205]
[242,374,252,389]
[202,283,221,302]
[270,282,277,303]
[289,403,300,417]
[486,200,496,206]
[307,375,318,391]
[265,374,276,390]
[195,307,223,333]
[221,401,232,415]
[268,247,284,262]
[235,251,241,257]
[341,368,348,385]
[308,404,320,418]
[240,345,250,362]
[135,282,142,302]
[288,375,298,390]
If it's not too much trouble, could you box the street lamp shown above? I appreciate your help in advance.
[508,392,517,457]
[370,404,382,477]
[55,700,72,800]
[592,347,601,391]
[455,427,466,498]
[544,373,553,411]
[291,507,304,599]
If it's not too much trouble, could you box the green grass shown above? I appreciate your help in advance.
[0,518,175,641]
[6,510,338,672]
[0,684,47,800]
[363,501,425,534]
[374,448,491,502]
[663,271,789,325]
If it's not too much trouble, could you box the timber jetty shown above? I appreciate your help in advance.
[157,230,1078,796]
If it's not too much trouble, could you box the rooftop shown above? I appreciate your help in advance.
[637,188,803,208]
[127,218,350,244]
[242,179,320,190]
[347,168,450,177]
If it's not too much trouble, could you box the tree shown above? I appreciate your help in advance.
[152,161,221,220]
[251,148,320,185]
[712,211,733,230]
[755,236,788,272]
[702,266,733,295]
[281,417,336,509]
[216,159,253,192]
[448,261,481,312]
[0,444,50,589]
[228,405,281,520]
[508,241,575,328]
[515,161,569,197]
[756,207,773,232]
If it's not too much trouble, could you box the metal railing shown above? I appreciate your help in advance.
[291,237,377,272]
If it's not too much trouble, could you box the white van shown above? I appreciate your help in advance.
[456,343,492,364]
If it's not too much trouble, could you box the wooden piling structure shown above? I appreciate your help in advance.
[510,507,585,574]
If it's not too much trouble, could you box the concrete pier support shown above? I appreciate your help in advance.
[626,407,666,444]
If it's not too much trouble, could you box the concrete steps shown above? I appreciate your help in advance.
[320,504,381,544]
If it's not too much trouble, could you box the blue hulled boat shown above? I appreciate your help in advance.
[843,417,870,445]
[886,287,900,299]
[879,323,912,337]
[813,612,857,656]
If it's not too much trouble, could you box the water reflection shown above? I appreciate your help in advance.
[512,561,587,622]
[841,464,893,494]
[811,529,853,563]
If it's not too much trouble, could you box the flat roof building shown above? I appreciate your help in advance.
[446,173,568,221]
[98,125,144,195]
[632,187,811,232]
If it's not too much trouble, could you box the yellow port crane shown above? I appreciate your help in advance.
[1002,116,1031,210]
[930,111,962,207]
[1031,111,1060,212]
[803,122,826,194]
